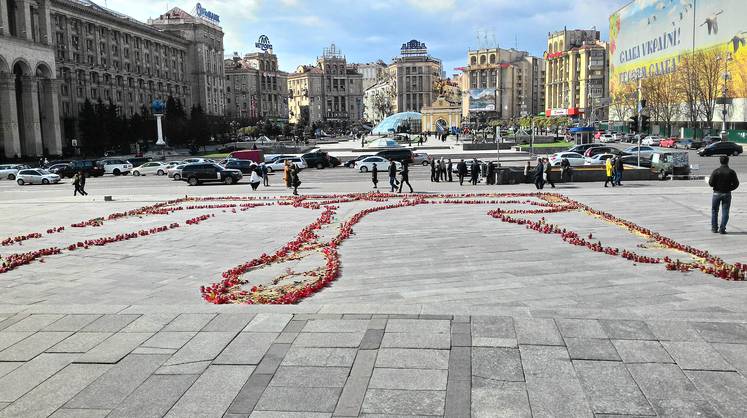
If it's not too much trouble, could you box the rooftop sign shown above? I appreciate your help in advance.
[195,3,219,23]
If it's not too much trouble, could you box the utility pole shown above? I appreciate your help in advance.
[637,78,642,167]
[495,86,500,166]
[720,52,732,141]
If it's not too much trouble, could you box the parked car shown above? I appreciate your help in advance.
[302,151,335,169]
[568,143,604,154]
[355,156,402,173]
[127,157,152,168]
[451,160,485,175]
[413,152,431,166]
[48,163,72,177]
[548,152,586,167]
[623,146,657,158]
[97,159,132,175]
[182,158,207,164]
[223,159,261,174]
[675,138,704,150]
[585,153,617,165]
[344,154,372,168]
[329,156,341,167]
[641,135,663,146]
[651,151,690,180]
[16,169,61,185]
[583,146,625,158]
[229,150,264,162]
[619,154,652,168]
[702,135,722,146]
[50,161,104,178]
[0,164,26,180]
[698,141,743,157]
[375,149,414,164]
[165,161,182,167]
[265,157,307,172]
[180,163,243,186]
[599,134,616,143]
[658,138,677,148]
[167,164,187,180]
[132,161,168,176]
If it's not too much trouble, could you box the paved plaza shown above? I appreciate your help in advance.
[0,173,746,417]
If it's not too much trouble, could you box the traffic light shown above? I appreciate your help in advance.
[641,115,650,132]
[628,115,638,132]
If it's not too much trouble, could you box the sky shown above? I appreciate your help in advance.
[101,0,631,75]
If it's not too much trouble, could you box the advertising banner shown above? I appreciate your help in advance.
[609,0,747,96]
[468,88,496,112]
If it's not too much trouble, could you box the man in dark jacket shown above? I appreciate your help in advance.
[534,158,545,190]
[457,159,468,185]
[447,159,453,182]
[398,161,413,193]
[430,159,437,182]
[709,155,739,234]
[470,159,480,185]
[614,156,624,186]
[388,160,398,192]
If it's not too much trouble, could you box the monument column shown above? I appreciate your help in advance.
[39,78,62,155]
[0,74,22,158]
[20,75,43,156]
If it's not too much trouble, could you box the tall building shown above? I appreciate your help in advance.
[462,48,545,121]
[1,0,62,158]
[224,43,288,123]
[287,44,363,125]
[355,60,387,91]
[148,6,225,116]
[544,28,608,121]
[388,40,441,114]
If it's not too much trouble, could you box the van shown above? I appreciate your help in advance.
[375,149,414,164]
[229,150,264,162]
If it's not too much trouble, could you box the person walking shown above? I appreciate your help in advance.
[604,157,615,187]
[398,161,413,193]
[524,160,532,182]
[544,158,556,188]
[470,159,480,185]
[439,158,447,181]
[430,159,437,182]
[261,163,270,186]
[486,161,495,185]
[457,159,468,186]
[371,163,379,189]
[249,165,262,191]
[614,156,624,186]
[560,158,572,183]
[709,155,740,234]
[73,171,88,196]
[388,160,398,192]
[534,157,544,190]
[291,165,301,196]
[447,159,453,182]
[283,160,292,188]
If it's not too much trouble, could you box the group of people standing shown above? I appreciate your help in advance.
[282,160,301,195]
[371,160,412,193]
[530,158,557,190]
[604,156,625,187]
[430,158,453,183]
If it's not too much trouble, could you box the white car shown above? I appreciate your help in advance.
[585,153,616,165]
[355,156,401,172]
[623,146,656,158]
[181,158,207,164]
[16,169,61,185]
[599,134,615,143]
[548,152,586,167]
[265,157,306,172]
[132,161,168,176]
[641,136,662,146]
[165,161,182,168]
[0,164,25,180]
[97,159,132,175]
[167,164,187,180]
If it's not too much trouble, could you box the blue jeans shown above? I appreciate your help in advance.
[614,171,622,185]
[389,176,397,191]
[711,192,732,231]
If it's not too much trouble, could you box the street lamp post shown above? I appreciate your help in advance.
[718,52,732,141]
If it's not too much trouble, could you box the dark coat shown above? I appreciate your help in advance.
[614,157,624,172]
[388,163,397,177]
[470,161,480,177]
[709,165,740,193]
[371,165,378,182]
[400,162,409,180]
[457,162,468,175]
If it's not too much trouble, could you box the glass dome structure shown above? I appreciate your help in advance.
[371,112,422,135]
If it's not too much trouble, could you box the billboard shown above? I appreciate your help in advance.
[609,0,747,96]
[468,88,496,112]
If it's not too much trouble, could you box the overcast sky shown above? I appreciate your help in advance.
[102,0,629,75]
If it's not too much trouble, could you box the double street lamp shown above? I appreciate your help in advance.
[717,52,733,141]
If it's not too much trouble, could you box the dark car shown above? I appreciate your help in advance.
[702,135,722,146]
[583,146,626,158]
[50,160,104,178]
[302,151,335,169]
[344,154,373,168]
[223,159,258,174]
[698,141,743,157]
[127,157,152,167]
[676,138,704,150]
[568,143,604,154]
[375,149,414,164]
[181,163,243,185]
[619,154,651,168]
[329,156,341,167]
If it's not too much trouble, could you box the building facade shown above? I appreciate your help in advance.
[355,60,387,91]
[544,28,608,121]
[287,44,363,125]
[463,48,545,121]
[388,40,442,114]
[224,48,288,123]
[1,0,62,158]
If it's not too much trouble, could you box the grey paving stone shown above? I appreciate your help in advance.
[369,368,447,390]
[626,363,702,400]
[612,340,674,364]
[556,318,607,339]
[0,362,21,379]
[514,318,564,346]
[662,341,735,371]
[380,332,450,349]
[367,318,387,330]
[156,360,211,375]
[282,347,357,367]
[163,331,238,366]
[0,363,110,418]
[141,331,196,349]
[386,319,450,334]
[445,377,470,418]
[107,374,197,418]
[131,347,176,355]
[472,347,524,382]
[0,353,77,402]
[66,354,170,409]
[274,331,299,344]
[349,349,377,378]
[2,314,64,332]
[227,373,273,414]
[712,343,747,374]
[294,332,365,348]
[214,332,278,365]
[243,314,293,333]
[600,320,656,340]
[375,348,449,370]
[254,343,291,375]
[202,313,256,332]
[162,313,216,332]
[525,377,594,418]
[685,370,747,418]
[573,360,654,416]
[564,337,621,361]
[692,322,747,344]
[255,386,342,412]
[119,313,178,333]
[359,329,384,350]
[449,346,471,381]
[333,374,369,417]
[0,331,71,361]
[471,379,530,418]
[0,332,32,352]
[648,398,722,417]
[282,320,307,334]
[361,389,445,416]
[80,314,140,333]
[42,315,102,332]
[49,409,110,418]
[303,320,369,333]
[251,413,330,418]
[270,366,350,388]
[519,345,576,379]
[645,320,704,342]
[77,332,153,364]
[48,332,112,353]
[165,365,254,418]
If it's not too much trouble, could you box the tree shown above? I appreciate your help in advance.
[164,96,188,145]
[693,49,723,132]
[641,72,681,136]
[189,105,210,148]
[610,82,637,129]
[677,54,702,135]
[77,99,98,153]
[369,72,396,122]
